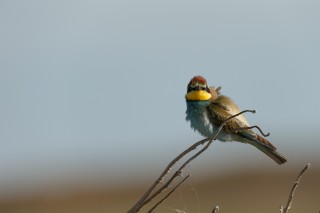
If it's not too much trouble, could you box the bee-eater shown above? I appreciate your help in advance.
[185,76,287,164]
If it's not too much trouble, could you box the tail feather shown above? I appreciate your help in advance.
[249,138,287,165]
[255,134,276,150]
[240,132,287,165]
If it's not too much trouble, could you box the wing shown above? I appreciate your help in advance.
[209,95,251,130]
[208,95,276,150]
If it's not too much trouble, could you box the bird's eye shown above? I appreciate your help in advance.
[190,83,199,88]
[199,83,207,88]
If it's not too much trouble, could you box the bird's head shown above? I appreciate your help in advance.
[185,76,212,101]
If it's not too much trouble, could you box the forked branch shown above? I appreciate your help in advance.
[147,174,191,213]
[127,109,256,213]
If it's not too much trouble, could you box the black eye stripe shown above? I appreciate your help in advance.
[187,82,209,92]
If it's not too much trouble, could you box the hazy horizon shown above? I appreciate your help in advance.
[1,0,319,203]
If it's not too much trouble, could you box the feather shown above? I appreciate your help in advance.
[208,94,287,164]
[185,76,287,164]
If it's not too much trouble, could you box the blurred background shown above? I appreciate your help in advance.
[1,0,320,212]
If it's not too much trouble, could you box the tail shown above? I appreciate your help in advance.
[241,133,287,165]
[251,141,287,164]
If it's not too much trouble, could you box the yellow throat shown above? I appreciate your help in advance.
[185,90,212,101]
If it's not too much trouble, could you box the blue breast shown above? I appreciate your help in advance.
[185,101,216,137]
[185,101,233,141]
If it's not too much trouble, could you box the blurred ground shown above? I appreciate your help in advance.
[0,166,318,213]
[1,1,320,213]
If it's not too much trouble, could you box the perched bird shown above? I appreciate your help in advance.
[185,75,287,164]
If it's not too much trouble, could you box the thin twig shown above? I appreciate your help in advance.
[147,174,191,213]
[216,110,256,139]
[127,137,211,213]
[280,163,311,213]
[143,109,254,206]
[143,138,214,206]
[212,206,220,213]
[127,109,255,213]
[232,125,270,137]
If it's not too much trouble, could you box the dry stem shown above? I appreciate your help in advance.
[280,163,311,213]
[127,109,256,213]
[147,174,191,213]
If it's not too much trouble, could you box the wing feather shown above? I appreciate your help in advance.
[208,95,276,150]
[209,95,252,132]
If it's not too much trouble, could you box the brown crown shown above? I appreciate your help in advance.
[190,75,207,84]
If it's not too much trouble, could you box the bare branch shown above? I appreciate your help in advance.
[147,174,191,213]
[143,138,214,206]
[127,109,255,213]
[127,138,210,213]
[127,138,211,213]
[280,163,311,213]
[232,125,270,137]
[143,109,255,208]
[216,110,256,138]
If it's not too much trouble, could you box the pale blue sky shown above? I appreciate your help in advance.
[0,0,320,198]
